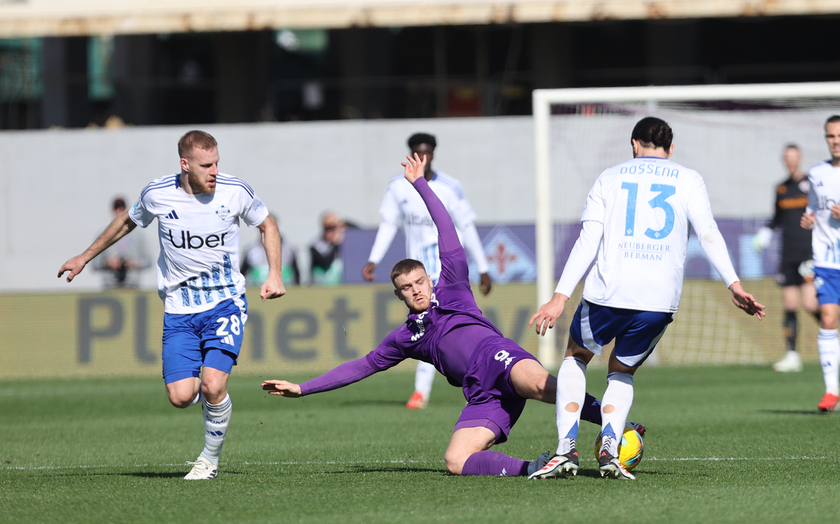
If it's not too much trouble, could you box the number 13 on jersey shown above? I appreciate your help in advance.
[621,182,676,239]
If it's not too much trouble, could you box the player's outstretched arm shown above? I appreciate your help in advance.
[529,293,570,336]
[261,380,302,398]
[257,215,286,301]
[728,281,766,320]
[58,211,137,283]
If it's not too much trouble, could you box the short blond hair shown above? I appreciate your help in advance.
[178,130,217,158]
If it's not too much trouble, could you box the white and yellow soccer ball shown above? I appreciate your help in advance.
[594,425,644,471]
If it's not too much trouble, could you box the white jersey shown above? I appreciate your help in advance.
[369,171,485,280]
[574,156,738,313]
[129,173,269,314]
[807,160,840,270]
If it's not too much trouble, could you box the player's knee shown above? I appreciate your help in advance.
[444,453,465,475]
[167,392,194,409]
[201,381,227,404]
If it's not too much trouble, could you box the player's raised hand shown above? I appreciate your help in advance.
[261,379,302,398]
[801,211,816,229]
[57,255,88,283]
[529,293,569,336]
[402,152,426,184]
[729,282,766,320]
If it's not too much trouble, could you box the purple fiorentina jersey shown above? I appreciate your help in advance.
[300,177,501,395]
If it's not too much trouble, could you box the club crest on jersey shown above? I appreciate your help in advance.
[216,205,231,221]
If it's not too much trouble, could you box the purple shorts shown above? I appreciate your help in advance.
[454,336,538,444]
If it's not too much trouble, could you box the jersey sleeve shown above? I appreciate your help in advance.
[768,183,783,230]
[447,179,478,228]
[128,192,156,229]
[555,219,603,297]
[580,176,606,224]
[685,173,739,287]
[299,332,407,395]
[378,182,403,227]
[240,193,270,227]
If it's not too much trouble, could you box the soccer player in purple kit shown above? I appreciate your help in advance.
[262,152,618,476]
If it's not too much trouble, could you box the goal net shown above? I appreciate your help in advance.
[533,82,840,368]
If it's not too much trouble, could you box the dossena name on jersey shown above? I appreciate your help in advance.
[167,229,230,249]
[619,163,680,178]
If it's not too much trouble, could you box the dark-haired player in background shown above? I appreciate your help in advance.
[529,117,764,480]
[753,144,820,373]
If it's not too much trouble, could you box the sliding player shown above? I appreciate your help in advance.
[59,130,286,479]
[363,132,492,410]
[529,117,764,480]
[264,151,618,477]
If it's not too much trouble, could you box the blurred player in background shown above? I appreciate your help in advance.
[363,132,492,409]
[529,117,764,480]
[59,130,286,479]
[753,144,820,372]
[95,196,152,288]
[801,115,840,412]
[264,152,630,477]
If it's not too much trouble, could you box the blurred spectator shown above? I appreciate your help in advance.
[241,215,300,286]
[95,197,151,288]
[310,212,350,286]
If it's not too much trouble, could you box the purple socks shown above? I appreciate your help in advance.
[461,450,529,476]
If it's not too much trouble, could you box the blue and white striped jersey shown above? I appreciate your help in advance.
[129,173,269,314]
[807,161,840,270]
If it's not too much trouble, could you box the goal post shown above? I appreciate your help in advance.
[533,82,840,368]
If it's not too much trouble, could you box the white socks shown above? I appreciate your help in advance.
[199,394,232,466]
[555,357,587,455]
[414,361,436,397]
[600,372,634,456]
[818,328,840,396]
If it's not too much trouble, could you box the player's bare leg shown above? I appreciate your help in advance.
[172,367,232,480]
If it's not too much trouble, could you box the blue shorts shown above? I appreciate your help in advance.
[455,337,539,444]
[161,296,248,384]
[569,299,672,368]
[814,267,840,306]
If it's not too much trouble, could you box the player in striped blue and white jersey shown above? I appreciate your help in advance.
[362,133,492,410]
[528,117,764,480]
[801,115,840,412]
[59,130,285,479]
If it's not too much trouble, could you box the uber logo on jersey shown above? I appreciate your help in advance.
[168,229,228,249]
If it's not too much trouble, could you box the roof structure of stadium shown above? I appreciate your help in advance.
[2,0,840,38]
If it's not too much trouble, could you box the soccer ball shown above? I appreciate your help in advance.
[593,425,644,471]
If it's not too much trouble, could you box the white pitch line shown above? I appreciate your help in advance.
[3,456,833,472]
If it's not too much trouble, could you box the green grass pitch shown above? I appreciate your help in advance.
[2,364,839,523]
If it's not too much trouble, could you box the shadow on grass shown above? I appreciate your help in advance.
[339,399,406,408]
[756,409,827,416]
[321,464,443,475]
